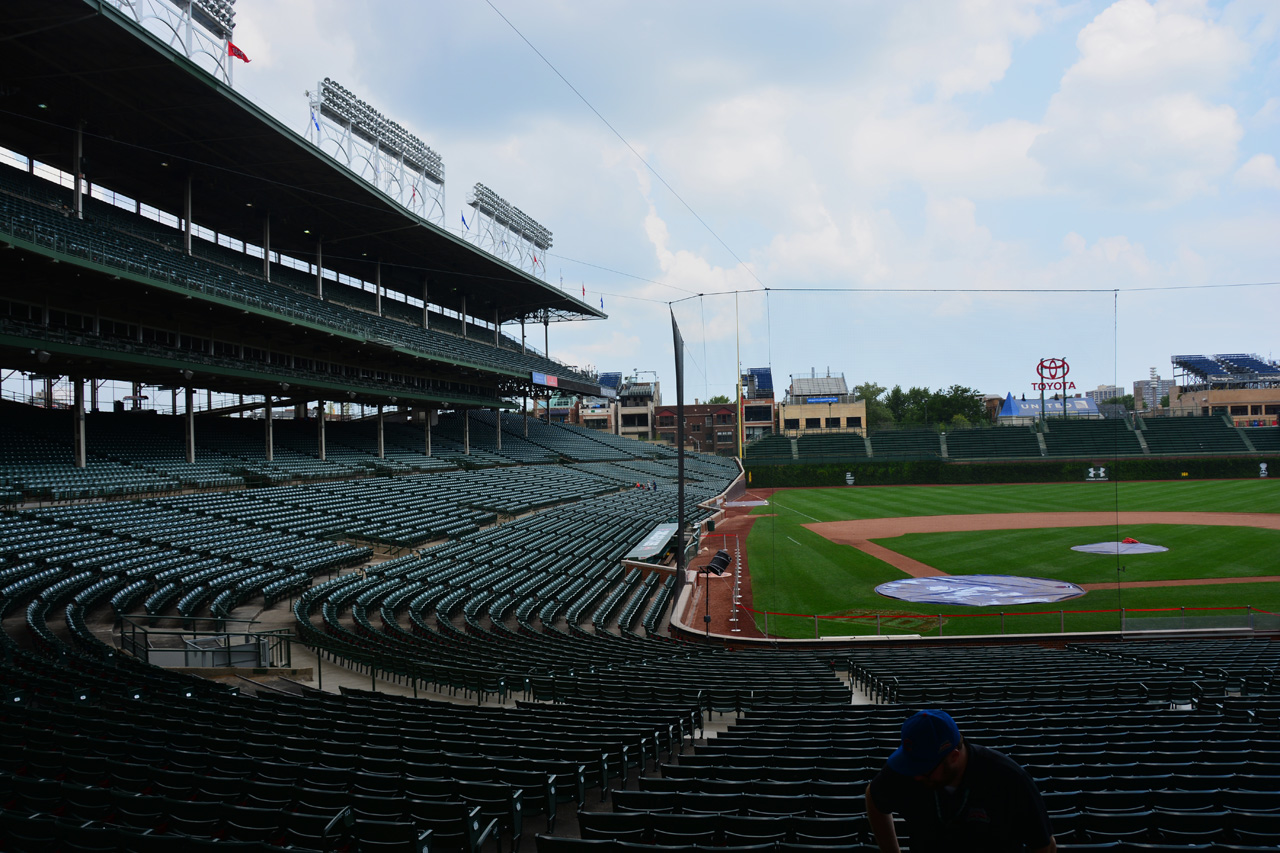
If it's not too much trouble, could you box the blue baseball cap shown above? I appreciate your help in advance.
[887,709,962,776]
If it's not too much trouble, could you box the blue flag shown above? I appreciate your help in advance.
[461,211,469,230]
[600,295,604,309]
[310,110,320,133]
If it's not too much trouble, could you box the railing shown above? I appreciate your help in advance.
[119,614,293,668]
[737,603,1278,640]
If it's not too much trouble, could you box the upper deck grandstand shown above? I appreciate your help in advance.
[3,4,1280,852]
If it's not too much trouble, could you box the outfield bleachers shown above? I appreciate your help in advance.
[745,434,795,463]
[1042,418,1146,457]
[868,428,942,459]
[795,433,868,461]
[1242,426,1280,452]
[944,425,1042,459]
[1139,416,1251,455]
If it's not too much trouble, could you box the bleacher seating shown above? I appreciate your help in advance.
[1242,426,1280,451]
[745,434,794,463]
[795,433,868,461]
[1139,416,1250,455]
[868,428,942,459]
[1042,418,1145,457]
[944,425,1042,459]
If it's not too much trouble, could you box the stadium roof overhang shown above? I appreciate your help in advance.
[0,0,603,326]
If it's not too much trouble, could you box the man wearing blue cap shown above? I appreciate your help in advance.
[865,709,1056,853]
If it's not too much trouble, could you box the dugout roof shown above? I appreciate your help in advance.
[0,0,602,325]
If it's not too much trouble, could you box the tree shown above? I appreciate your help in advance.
[855,382,894,431]
[706,394,731,405]
[1160,394,1170,408]
[1103,395,1135,411]
[933,385,986,425]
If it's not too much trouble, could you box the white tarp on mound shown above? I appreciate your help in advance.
[875,575,1086,606]
[1071,542,1169,555]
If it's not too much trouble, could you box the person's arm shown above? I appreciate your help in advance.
[865,782,902,853]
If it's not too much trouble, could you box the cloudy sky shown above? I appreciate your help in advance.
[232,0,1278,403]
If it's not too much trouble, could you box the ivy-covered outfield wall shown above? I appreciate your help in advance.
[744,456,1280,488]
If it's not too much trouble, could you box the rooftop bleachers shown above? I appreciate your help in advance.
[1139,415,1250,455]
[1042,417,1145,457]
[944,425,1042,459]
[1213,353,1280,379]
[1172,354,1233,383]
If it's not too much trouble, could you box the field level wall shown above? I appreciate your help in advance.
[745,455,1280,488]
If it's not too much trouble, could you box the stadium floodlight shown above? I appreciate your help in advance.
[467,183,553,250]
[317,78,444,185]
[186,0,236,38]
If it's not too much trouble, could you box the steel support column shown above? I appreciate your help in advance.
[377,406,385,459]
[317,401,326,461]
[184,386,195,464]
[184,174,193,256]
[265,399,274,462]
[72,378,86,468]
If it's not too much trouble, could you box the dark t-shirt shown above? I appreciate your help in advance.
[868,743,1054,853]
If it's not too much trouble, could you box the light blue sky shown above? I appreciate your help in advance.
[235,0,1278,403]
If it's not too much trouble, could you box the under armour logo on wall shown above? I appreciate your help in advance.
[1086,467,1108,481]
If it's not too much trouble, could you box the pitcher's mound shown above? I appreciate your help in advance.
[1072,540,1168,555]
[875,574,1086,606]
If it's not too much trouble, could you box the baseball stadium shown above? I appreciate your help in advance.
[1,3,1279,852]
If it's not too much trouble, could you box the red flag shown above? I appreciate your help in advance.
[582,284,585,297]
[228,42,251,63]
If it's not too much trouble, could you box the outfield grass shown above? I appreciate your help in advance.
[745,480,1280,639]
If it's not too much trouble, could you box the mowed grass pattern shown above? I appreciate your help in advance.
[745,480,1280,639]
[878,525,1280,585]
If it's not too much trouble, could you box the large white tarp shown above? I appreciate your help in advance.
[875,575,1086,606]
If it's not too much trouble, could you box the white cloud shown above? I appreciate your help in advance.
[1033,0,1250,204]
[1255,97,1280,125]
[1234,154,1280,190]
[1052,231,1156,285]
[877,0,1052,99]
[847,107,1046,198]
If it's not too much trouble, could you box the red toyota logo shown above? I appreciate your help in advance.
[1037,358,1069,381]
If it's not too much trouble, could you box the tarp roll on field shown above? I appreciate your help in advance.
[876,574,1087,606]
